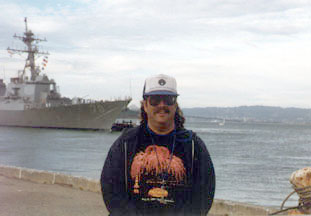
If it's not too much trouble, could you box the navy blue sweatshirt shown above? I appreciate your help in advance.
[101,125,215,216]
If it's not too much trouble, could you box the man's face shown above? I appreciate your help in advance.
[143,95,177,127]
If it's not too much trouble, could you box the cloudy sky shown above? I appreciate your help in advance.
[0,0,310,108]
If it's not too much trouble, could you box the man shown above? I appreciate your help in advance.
[101,74,215,216]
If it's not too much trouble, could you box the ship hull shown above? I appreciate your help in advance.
[0,100,130,130]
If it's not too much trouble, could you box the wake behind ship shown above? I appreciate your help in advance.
[0,18,130,130]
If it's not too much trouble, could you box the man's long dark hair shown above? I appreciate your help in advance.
[140,100,185,129]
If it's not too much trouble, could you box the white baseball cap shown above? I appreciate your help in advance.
[143,74,178,96]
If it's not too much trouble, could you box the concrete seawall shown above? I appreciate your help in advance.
[0,165,101,193]
[0,165,275,215]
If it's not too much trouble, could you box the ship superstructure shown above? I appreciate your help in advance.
[0,18,130,130]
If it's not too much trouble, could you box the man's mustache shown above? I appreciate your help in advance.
[154,107,170,114]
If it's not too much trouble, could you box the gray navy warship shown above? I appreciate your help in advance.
[0,18,131,130]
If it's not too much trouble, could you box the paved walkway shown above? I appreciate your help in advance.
[2,175,253,216]
[0,175,109,216]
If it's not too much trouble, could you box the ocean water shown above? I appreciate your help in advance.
[1,119,311,208]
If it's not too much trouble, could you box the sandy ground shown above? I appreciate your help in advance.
[0,175,108,216]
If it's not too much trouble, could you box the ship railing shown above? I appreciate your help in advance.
[74,97,131,104]
[102,96,132,102]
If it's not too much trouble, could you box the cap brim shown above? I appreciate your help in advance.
[144,90,178,96]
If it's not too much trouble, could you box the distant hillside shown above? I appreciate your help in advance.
[182,106,311,123]
[119,106,311,124]
[118,108,140,119]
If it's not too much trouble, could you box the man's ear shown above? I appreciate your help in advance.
[143,99,148,111]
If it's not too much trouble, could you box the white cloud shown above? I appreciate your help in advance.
[0,0,311,108]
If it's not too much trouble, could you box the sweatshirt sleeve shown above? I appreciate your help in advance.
[191,135,216,215]
[100,138,139,216]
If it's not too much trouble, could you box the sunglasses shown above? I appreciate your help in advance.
[147,95,177,106]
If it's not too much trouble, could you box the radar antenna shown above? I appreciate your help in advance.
[7,17,49,81]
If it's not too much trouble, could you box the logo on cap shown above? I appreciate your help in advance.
[158,79,166,86]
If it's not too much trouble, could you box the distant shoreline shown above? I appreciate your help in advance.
[119,106,311,125]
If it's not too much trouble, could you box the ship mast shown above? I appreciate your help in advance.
[7,17,49,81]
